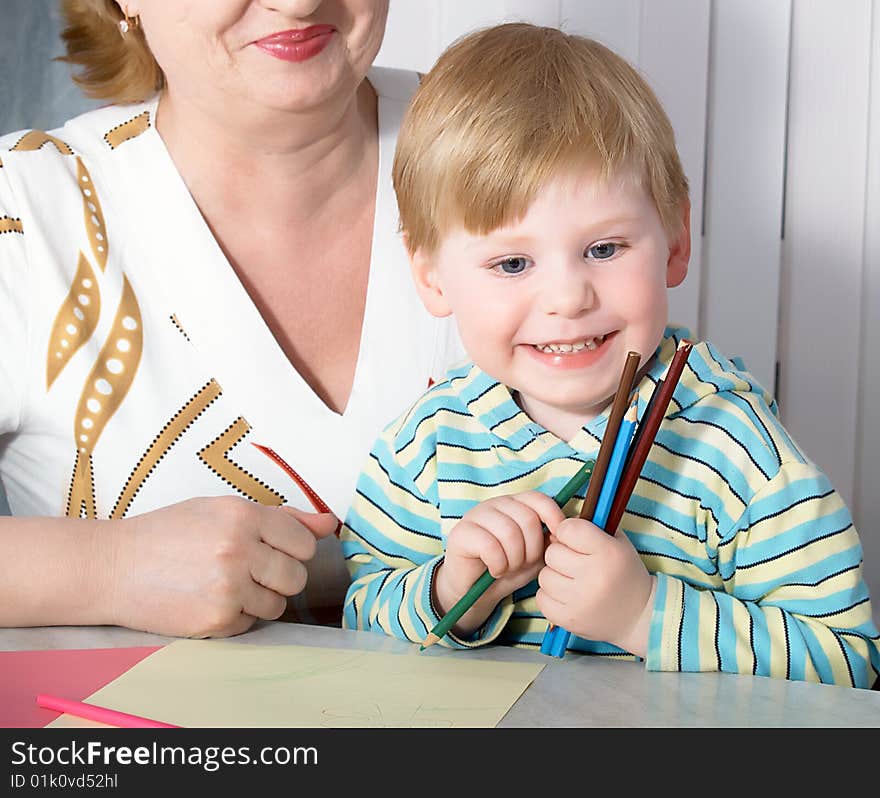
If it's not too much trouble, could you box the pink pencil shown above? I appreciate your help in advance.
[36,693,180,729]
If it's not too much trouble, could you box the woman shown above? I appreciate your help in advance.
[0,1,463,637]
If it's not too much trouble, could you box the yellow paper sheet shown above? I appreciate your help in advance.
[47,639,544,728]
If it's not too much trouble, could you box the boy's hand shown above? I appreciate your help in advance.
[536,517,656,657]
[107,496,338,639]
[434,491,565,636]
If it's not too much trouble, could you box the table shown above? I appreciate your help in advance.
[2,622,878,727]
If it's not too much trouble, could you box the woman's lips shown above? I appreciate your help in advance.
[254,25,336,62]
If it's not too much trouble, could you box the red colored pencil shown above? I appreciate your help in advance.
[251,443,332,514]
[252,443,342,536]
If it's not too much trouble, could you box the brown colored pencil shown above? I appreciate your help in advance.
[604,339,693,535]
[579,351,641,522]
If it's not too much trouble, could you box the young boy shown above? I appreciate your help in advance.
[340,23,880,687]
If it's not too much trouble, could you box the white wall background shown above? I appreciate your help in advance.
[376,0,880,620]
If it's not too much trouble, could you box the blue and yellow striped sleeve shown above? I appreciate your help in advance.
[341,403,514,648]
[340,423,444,642]
[340,383,514,648]
[647,459,880,687]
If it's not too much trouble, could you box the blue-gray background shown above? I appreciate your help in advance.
[0,1,98,514]
[0,0,99,132]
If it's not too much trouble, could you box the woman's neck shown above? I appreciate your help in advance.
[154,80,378,223]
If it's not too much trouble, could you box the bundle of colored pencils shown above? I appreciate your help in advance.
[420,338,693,652]
[540,338,693,658]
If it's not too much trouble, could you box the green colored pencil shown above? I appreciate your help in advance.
[419,459,595,650]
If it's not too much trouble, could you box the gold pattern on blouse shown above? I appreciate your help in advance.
[76,158,108,271]
[110,380,223,519]
[67,449,96,519]
[67,276,143,518]
[198,417,285,506]
[46,252,100,390]
[0,216,23,234]
[170,314,190,341]
[103,111,151,149]
[10,130,74,155]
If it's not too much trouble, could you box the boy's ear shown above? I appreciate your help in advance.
[666,201,691,288]
[407,240,453,318]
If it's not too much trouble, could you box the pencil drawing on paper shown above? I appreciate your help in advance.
[61,640,544,729]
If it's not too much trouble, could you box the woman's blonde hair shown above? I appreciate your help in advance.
[393,23,689,254]
[57,0,163,104]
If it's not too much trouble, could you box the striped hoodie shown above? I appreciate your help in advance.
[341,327,880,687]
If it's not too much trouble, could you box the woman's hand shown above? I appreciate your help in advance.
[433,491,565,636]
[107,496,338,638]
[537,518,656,656]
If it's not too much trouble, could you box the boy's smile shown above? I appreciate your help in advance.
[411,165,690,441]
[524,330,613,369]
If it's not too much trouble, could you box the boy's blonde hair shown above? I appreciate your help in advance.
[57,0,163,104]
[393,23,689,254]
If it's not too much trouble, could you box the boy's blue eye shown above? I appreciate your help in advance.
[587,242,618,260]
[495,257,530,275]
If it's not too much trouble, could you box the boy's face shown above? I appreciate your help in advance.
[411,166,690,429]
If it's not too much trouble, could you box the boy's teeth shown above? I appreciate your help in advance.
[534,335,605,354]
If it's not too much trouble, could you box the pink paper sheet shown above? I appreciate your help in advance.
[0,646,161,728]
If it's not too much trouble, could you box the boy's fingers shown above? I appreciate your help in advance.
[537,562,575,595]
[535,587,568,625]
[482,507,527,571]
[515,491,566,530]
[553,517,607,554]
[543,541,583,578]
[453,522,510,577]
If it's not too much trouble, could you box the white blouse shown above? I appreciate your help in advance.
[0,66,465,617]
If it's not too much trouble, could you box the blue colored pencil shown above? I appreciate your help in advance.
[542,396,638,658]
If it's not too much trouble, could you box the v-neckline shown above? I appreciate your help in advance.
[135,85,389,422]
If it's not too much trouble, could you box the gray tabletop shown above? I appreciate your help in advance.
[2,622,878,727]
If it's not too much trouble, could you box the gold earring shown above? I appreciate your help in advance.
[118,11,140,36]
